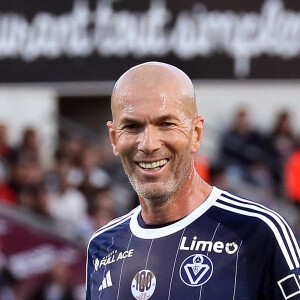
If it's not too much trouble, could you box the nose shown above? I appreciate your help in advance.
[137,125,162,154]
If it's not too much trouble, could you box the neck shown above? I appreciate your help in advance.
[139,168,212,225]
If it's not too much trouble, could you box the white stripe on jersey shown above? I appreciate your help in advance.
[90,208,137,241]
[220,193,300,269]
[214,198,297,271]
[167,228,186,300]
[145,239,153,269]
[233,240,243,300]
[99,236,115,298]
[208,223,220,254]
[117,233,133,300]
[199,222,221,300]
[222,192,300,262]
[86,208,137,290]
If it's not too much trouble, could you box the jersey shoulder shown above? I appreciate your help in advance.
[212,190,300,271]
[87,207,138,253]
[213,190,290,231]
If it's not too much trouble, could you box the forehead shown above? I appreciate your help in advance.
[113,82,189,121]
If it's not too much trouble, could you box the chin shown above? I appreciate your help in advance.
[139,190,169,202]
[134,182,177,203]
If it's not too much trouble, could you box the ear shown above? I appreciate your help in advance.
[107,121,119,156]
[191,116,204,154]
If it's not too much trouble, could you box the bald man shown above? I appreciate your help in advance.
[86,62,300,300]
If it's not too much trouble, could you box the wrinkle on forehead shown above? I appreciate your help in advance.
[111,62,197,120]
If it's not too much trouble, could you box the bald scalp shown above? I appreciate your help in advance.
[111,62,197,120]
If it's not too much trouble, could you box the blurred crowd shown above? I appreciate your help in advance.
[219,110,298,196]
[208,109,300,227]
[0,108,300,299]
[0,125,137,244]
[0,258,79,300]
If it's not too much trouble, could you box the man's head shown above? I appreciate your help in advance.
[108,62,203,203]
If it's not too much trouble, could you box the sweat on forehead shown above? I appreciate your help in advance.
[111,62,197,119]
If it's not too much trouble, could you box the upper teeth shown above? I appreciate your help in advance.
[138,159,168,169]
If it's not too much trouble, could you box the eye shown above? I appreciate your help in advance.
[125,124,137,129]
[162,122,175,127]
[123,123,142,132]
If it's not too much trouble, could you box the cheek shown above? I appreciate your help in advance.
[116,135,136,157]
[163,130,192,153]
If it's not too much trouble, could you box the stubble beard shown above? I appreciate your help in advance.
[121,155,193,207]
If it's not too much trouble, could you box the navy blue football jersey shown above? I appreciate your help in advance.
[86,187,300,300]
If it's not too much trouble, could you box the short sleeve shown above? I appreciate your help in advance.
[266,223,300,299]
[86,237,98,300]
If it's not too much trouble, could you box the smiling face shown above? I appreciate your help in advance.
[108,62,203,203]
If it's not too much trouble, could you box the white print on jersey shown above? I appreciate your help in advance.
[99,270,113,291]
[180,236,238,254]
[94,249,134,271]
[277,274,300,300]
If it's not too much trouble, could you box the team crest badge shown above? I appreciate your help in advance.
[180,254,213,287]
[131,269,156,299]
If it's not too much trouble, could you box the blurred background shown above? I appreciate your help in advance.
[1,0,300,299]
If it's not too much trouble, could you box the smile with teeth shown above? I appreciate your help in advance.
[137,159,168,170]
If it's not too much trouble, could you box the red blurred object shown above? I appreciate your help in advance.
[0,213,86,299]
[285,150,300,203]
[194,154,210,183]
[0,183,16,205]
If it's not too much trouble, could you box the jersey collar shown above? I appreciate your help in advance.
[129,186,222,239]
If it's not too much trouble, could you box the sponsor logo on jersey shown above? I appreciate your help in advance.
[94,249,134,271]
[180,236,238,254]
[99,270,113,291]
[180,254,213,287]
[131,269,156,300]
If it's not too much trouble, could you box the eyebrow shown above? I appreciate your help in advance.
[156,114,180,122]
[119,114,180,124]
[119,117,140,124]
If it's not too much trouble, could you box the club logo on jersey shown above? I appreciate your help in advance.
[131,269,156,300]
[180,254,213,287]
[180,236,238,254]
